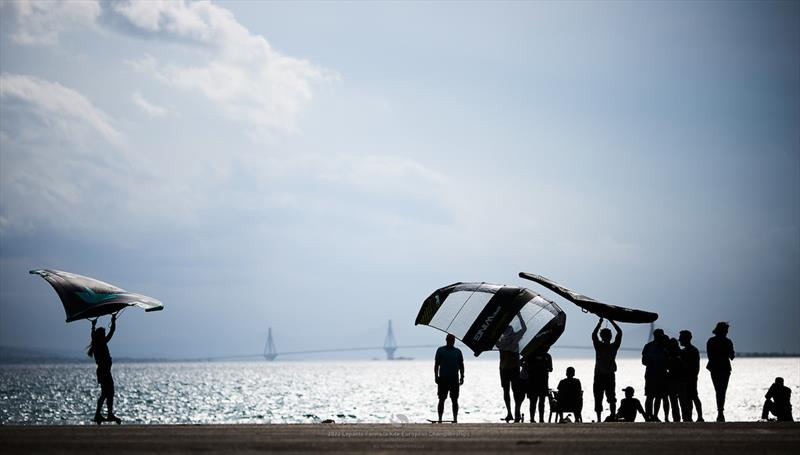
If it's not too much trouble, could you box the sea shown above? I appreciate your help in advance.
[1,358,798,425]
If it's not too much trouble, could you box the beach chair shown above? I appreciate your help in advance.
[548,389,583,423]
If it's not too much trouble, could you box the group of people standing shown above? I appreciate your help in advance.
[433,319,794,424]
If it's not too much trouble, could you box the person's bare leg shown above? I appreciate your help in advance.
[538,395,545,422]
[452,398,459,423]
[694,397,704,421]
[437,399,445,423]
[503,386,512,421]
[94,395,104,421]
[662,397,670,422]
[653,397,662,421]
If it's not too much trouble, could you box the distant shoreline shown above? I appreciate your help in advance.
[2,352,799,365]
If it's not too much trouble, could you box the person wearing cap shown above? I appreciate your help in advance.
[678,330,704,422]
[434,333,464,423]
[706,322,735,422]
[641,328,668,421]
[761,377,793,422]
[592,318,622,423]
[616,386,647,422]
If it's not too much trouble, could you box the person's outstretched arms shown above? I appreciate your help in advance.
[106,314,117,342]
[611,320,622,348]
[592,318,602,344]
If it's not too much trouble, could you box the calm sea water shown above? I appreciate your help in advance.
[1,358,797,425]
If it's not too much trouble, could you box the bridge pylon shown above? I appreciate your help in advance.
[264,327,278,361]
[384,320,397,360]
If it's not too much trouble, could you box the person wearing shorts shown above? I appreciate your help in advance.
[434,334,464,423]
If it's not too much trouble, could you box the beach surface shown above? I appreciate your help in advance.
[2,422,798,454]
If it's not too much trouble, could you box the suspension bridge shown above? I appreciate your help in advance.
[204,320,657,361]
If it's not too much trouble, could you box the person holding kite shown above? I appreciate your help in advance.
[30,269,164,424]
[88,314,121,424]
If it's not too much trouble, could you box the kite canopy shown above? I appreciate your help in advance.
[519,272,658,324]
[30,269,164,323]
[416,282,566,357]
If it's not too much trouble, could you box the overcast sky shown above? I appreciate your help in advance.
[1,1,797,359]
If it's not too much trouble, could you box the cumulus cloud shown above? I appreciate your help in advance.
[0,72,122,144]
[3,0,100,45]
[131,92,168,117]
[108,0,336,132]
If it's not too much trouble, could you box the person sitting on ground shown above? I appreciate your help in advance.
[557,366,583,422]
[616,386,647,422]
[761,377,793,422]
[434,334,464,423]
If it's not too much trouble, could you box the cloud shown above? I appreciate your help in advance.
[3,0,100,45]
[108,0,337,132]
[0,72,122,144]
[131,92,168,117]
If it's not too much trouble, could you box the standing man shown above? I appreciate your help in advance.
[706,322,735,422]
[592,318,621,422]
[524,349,553,423]
[434,334,464,423]
[642,328,668,421]
[496,314,526,422]
[678,330,703,422]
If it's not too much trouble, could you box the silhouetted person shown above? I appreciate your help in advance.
[762,377,793,422]
[522,349,552,423]
[592,318,621,422]
[434,334,464,423]
[666,337,683,422]
[616,386,647,422]
[642,328,668,421]
[706,321,734,422]
[87,314,119,424]
[678,330,704,422]
[496,314,526,422]
[557,366,583,422]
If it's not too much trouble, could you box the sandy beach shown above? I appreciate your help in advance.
[2,422,798,454]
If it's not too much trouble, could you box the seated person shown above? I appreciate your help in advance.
[762,377,793,422]
[557,366,583,422]
[616,386,647,422]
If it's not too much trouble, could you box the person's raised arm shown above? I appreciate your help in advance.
[106,314,116,342]
[592,318,602,343]
[517,313,527,333]
[611,320,622,348]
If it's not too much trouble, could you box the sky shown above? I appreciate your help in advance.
[0,0,798,360]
